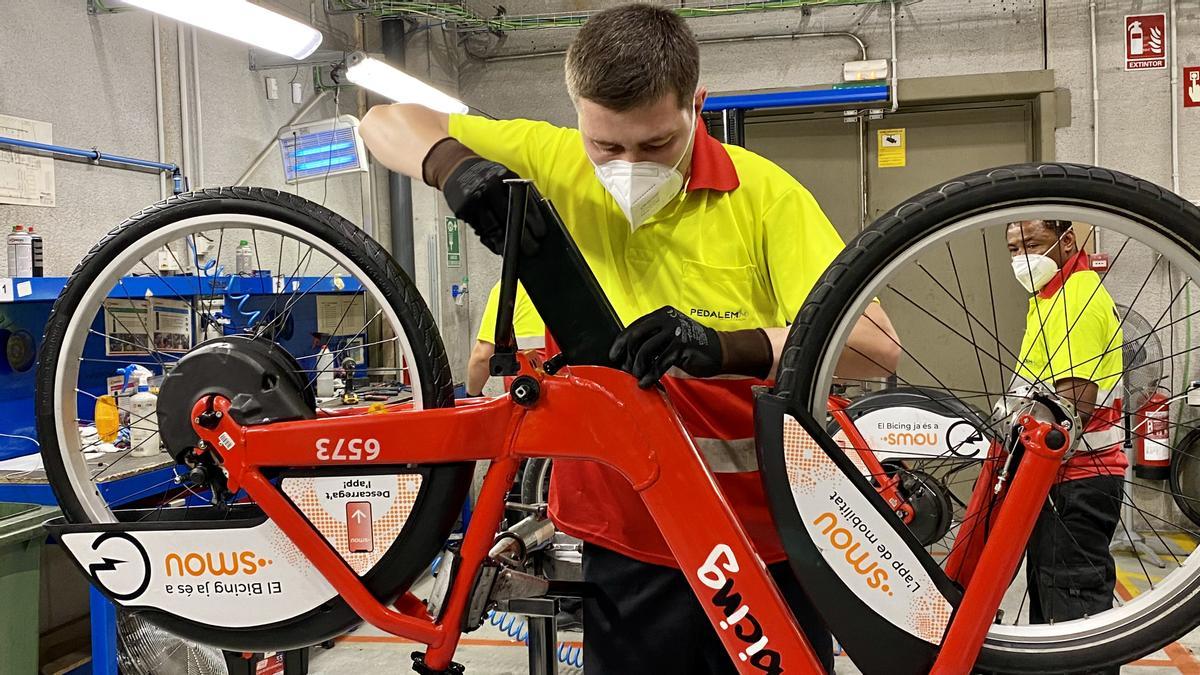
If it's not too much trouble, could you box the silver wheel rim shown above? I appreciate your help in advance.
[52,213,425,523]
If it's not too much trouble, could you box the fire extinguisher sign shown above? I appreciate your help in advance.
[1126,14,1167,71]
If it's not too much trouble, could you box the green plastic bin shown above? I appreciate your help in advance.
[0,502,60,674]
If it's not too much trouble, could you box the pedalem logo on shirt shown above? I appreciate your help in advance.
[690,307,744,321]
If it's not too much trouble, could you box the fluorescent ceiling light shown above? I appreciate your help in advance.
[345,52,469,115]
[124,0,322,59]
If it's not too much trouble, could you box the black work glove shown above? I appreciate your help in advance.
[424,138,547,256]
[442,156,515,255]
[610,306,774,388]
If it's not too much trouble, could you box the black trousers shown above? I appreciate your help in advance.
[581,543,834,675]
[1026,475,1123,675]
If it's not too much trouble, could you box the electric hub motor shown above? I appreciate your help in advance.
[157,335,317,464]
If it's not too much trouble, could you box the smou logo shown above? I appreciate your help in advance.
[696,544,783,675]
[165,551,274,577]
[884,432,939,447]
[813,512,892,595]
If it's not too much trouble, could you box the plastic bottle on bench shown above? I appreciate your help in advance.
[315,347,335,399]
[235,239,254,275]
[129,368,161,457]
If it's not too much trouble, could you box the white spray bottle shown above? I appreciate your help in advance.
[128,366,161,457]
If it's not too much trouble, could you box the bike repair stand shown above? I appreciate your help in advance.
[511,597,560,675]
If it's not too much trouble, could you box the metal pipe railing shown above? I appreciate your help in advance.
[0,136,185,191]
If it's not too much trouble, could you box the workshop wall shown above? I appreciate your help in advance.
[3,1,1199,391]
[449,0,1199,201]
[0,0,370,278]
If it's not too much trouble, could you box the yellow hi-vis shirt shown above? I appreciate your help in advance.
[449,114,845,566]
[477,281,546,349]
[1014,252,1127,481]
[448,115,843,330]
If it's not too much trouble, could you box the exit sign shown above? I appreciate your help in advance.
[445,217,461,268]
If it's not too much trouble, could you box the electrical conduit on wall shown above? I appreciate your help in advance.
[178,23,192,185]
[191,26,204,189]
[153,15,167,201]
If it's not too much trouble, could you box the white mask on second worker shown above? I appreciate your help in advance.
[593,110,697,231]
[1011,232,1068,294]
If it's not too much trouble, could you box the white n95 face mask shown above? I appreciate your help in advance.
[593,111,697,231]
[1011,232,1067,293]
[1011,254,1059,293]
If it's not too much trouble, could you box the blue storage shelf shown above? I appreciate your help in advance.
[0,275,368,461]
[3,274,363,302]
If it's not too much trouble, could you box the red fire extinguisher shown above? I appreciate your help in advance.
[1134,389,1171,480]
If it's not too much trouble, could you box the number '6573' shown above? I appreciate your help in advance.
[316,438,381,462]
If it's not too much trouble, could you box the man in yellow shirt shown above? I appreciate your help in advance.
[1009,219,1124,674]
[466,281,545,396]
[361,5,900,672]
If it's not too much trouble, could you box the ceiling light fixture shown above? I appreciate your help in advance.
[344,52,469,115]
[124,0,323,60]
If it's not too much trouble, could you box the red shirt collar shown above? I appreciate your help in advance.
[1037,251,1090,299]
[685,123,740,193]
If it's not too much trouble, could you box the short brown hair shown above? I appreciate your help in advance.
[565,4,699,111]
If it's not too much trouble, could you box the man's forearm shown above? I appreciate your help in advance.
[763,303,901,381]
[359,103,452,179]
[466,341,495,396]
[1055,377,1099,425]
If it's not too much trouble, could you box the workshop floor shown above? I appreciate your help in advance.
[308,550,1200,674]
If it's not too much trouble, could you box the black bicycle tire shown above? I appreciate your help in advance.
[1170,428,1200,527]
[520,457,553,505]
[771,163,1200,672]
[35,187,473,652]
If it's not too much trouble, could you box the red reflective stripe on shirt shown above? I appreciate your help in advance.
[661,376,764,439]
[1060,445,1128,481]
[1060,400,1128,481]
[547,373,786,567]
[549,461,787,567]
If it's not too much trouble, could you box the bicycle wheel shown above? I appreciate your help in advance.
[36,188,472,651]
[772,164,1200,672]
[1170,428,1200,527]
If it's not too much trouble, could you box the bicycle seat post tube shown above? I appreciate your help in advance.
[491,180,529,378]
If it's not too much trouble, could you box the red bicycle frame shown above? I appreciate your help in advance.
[190,354,1069,675]
[828,394,916,525]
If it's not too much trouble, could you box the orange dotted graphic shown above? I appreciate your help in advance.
[281,475,423,576]
[784,415,952,645]
[908,590,954,644]
[830,430,870,474]
[266,525,313,571]
[782,416,845,496]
